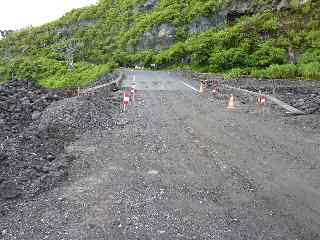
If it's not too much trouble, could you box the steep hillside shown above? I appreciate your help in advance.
[0,0,319,88]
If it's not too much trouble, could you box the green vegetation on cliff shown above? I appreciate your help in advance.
[0,0,319,88]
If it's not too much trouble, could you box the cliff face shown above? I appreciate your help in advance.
[135,0,314,51]
[0,0,319,86]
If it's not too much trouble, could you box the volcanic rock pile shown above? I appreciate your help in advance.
[0,79,120,209]
[0,80,63,141]
[0,80,73,206]
[289,94,320,114]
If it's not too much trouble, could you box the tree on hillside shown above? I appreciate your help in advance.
[65,39,76,69]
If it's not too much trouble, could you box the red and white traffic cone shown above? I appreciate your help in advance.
[123,91,129,112]
[257,94,267,114]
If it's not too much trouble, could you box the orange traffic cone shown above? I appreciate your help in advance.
[199,83,204,93]
[227,94,236,110]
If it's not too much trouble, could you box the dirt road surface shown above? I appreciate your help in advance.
[1,70,320,239]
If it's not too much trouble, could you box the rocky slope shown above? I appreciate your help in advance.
[0,0,319,87]
[0,79,120,207]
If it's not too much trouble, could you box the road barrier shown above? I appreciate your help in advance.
[256,93,267,114]
[199,83,204,93]
[259,95,267,105]
[222,85,305,115]
[130,78,136,102]
[130,87,135,102]
[123,91,129,112]
[227,94,236,110]
[80,70,124,95]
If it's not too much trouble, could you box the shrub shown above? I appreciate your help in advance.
[298,49,320,64]
[251,64,297,79]
[298,62,320,80]
[7,57,66,81]
[305,31,320,49]
[252,41,287,67]
[251,68,266,79]
[154,43,188,67]
[265,64,297,79]
[209,48,253,72]
[39,62,112,88]
[0,63,10,82]
[224,68,248,80]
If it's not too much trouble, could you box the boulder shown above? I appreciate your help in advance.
[0,181,22,200]
[228,0,253,14]
[46,154,56,162]
[31,111,42,120]
[0,152,8,162]
[277,0,290,11]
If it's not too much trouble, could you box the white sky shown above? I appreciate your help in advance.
[0,0,98,30]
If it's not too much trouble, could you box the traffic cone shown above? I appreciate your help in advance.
[123,91,129,112]
[199,83,204,93]
[227,94,236,110]
[256,95,267,114]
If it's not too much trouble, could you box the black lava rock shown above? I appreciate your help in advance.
[0,181,22,200]
[0,152,8,162]
[46,154,56,162]
[0,80,64,142]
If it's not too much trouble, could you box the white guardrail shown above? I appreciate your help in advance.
[80,71,123,94]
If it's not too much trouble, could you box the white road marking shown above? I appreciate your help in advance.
[180,81,199,92]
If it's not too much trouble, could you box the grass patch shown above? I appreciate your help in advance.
[298,62,320,80]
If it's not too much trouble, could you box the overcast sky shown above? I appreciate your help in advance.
[0,0,98,30]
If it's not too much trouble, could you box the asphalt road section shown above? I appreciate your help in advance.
[1,70,320,239]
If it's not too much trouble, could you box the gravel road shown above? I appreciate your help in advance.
[1,70,320,239]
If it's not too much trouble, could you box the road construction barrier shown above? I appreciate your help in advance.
[132,76,136,90]
[199,83,204,93]
[256,94,267,114]
[227,94,236,110]
[259,95,267,105]
[80,71,124,95]
[123,91,129,112]
[222,85,305,115]
[130,87,135,102]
